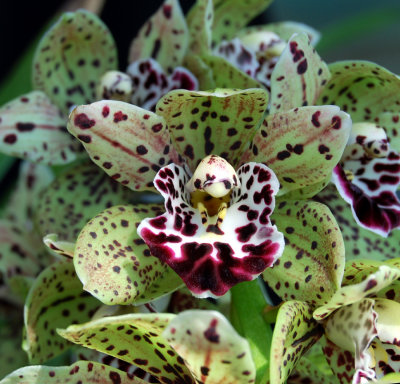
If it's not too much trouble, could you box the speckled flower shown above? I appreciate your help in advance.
[67,83,350,301]
[315,62,400,238]
[266,259,400,384]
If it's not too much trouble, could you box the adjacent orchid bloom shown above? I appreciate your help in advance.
[266,258,400,384]
[0,10,117,165]
[67,83,350,301]
[315,61,400,237]
[314,261,400,384]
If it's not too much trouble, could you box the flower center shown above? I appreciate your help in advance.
[186,155,240,231]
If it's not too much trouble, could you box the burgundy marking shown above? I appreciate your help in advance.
[113,111,128,123]
[3,134,17,144]
[331,116,342,129]
[204,319,219,343]
[236,223,257,242]
[16,122,35,132]
[74,113,96,129]
[102,106,110,117]
[149,216,167,229]
[311,111,321,127]
[163,4,172,18]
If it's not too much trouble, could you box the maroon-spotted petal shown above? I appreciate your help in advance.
[127,58,198,111]
[332,151,400,237]
[138,161,284,298]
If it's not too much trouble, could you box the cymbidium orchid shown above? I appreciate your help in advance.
[66,83,350,301]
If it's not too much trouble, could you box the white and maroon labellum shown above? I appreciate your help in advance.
[332,123,400,237]
[138,155,284,298]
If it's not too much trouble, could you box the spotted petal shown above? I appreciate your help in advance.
[126,58,198,111]
[242,105,351,195]
[318,61,400,149]
[324,299,378,383]
[156,88,268,170]
[186,0,213,55]
[210,0,273,47]
[35,163,135,242]
[314,184,400,261]
[139,161,284,298]
[271,301,323,384]
[128,0,188,73]
[163,310,256,384]
[373,339,400,381]
[67,101,181,191]
[263,200,345,307]
[58,313,196,383]
[74,204,183,305]
[24,260,101,363]
[332,152,400,237]
[0,91,81,165]
[313,265,400,320]
[270,33,330,114]
[33,10,117,114]
[0,361,148,384]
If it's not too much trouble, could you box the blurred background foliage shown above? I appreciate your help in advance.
[0,0,399,197]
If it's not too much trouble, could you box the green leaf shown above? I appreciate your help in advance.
[58,313,196,383]
[263,200,345,307]
[24,260,101,363]
[33,10,117,115]
[163,310,256,384]
[318,61,400,151]
[128,0,188,73]
[270,34,330,114]
[186,0,213,55]
[241,105,351,195]
[271,301,322,384]
[0,91,81,165]
[231,280,272,384]
[74,204,183,305]
[35,162,135,242]
[156,88,268,170]
[314,184,400,261]
[67,101,181,192]
[0,361,148,384]
[211,0,274,46]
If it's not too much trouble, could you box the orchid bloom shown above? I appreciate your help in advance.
[316,61,400,238]
[66,78,350,302]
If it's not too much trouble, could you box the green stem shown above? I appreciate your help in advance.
[230,279,272,384]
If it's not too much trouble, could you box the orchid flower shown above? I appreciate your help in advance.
[265,257,400,384]
[314,61,400,238]
[65,76,350,302]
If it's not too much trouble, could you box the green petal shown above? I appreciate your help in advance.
[43,234,75,258]
[270,34,330,114]
[237,22,321,46]
[128,0,188,73]
[263,200,345,307]
[67,101,181,192]
[324,299,377,382]
[163,310,256,383]
[242,105,351,195]
[156,88,268,170]
[0,91,81,165]
[199,55,262,88]
[314,184,400,260]
[320,336,355,384]
[35,162,135,242]
[74,204,183,305]
[186,0,213,55]
[33,10,117,114]
[0,220,50,285]
[4,161,53,226]
[58,313,196,383]
[318,61,400,149]
[182,55,216,89]
[373,339,400,382]
[24,260,101,363]
[314,265,400,320]
[0,361,148,384]
[271,301,322,384]
[211,0,273,47]
[374,298,400,345]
